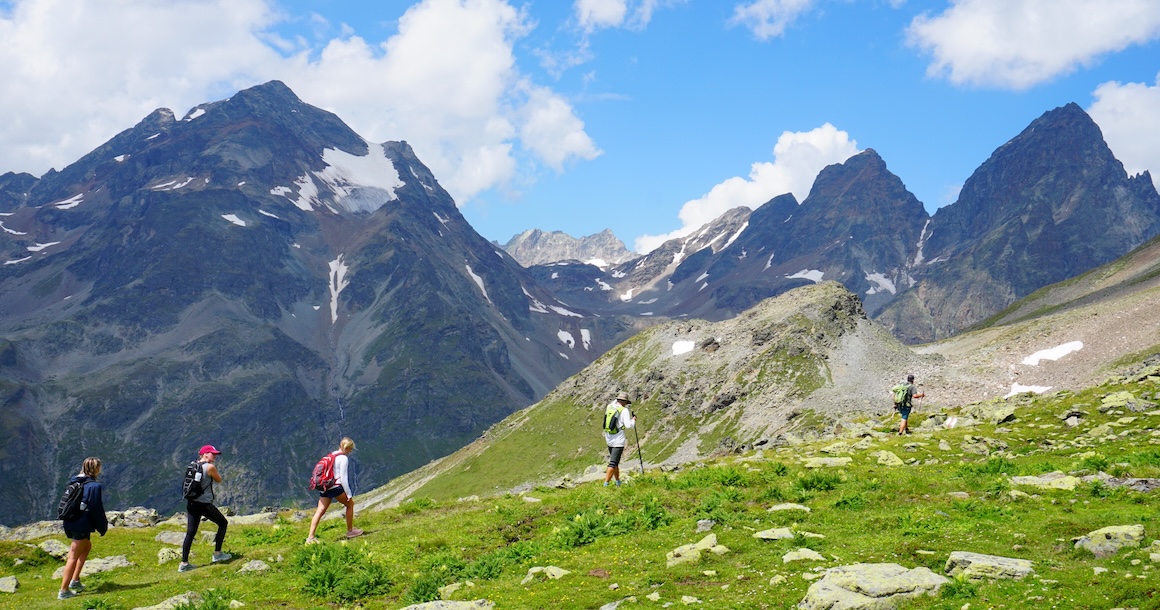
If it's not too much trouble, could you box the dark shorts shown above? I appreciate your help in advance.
[63,525,91,541]
[321,486,345,499]
[607,446,625,468]
[898,405,912,420]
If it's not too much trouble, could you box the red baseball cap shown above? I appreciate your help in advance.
[199,444,221,455]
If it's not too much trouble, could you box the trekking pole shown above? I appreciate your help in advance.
[633,426,645,474]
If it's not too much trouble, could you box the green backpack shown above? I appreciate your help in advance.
[603,405,622,434]
[891,384,910,407]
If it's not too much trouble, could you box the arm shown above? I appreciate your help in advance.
[622,407,635,430]
[86,482,109,536]
[205,463,222,483]
[334,454,353,498]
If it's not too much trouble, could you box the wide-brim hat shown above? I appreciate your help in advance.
[199,444,222,455]
[615,391,631,403]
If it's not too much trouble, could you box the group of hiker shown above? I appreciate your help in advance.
[53,438,362,601]
[53,377,924,600]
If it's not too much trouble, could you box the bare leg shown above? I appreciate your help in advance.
[59,539,91,592]
[307,496,332,539]
[338,494,354,532]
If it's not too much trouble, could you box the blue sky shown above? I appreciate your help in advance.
[1,1,1158,252]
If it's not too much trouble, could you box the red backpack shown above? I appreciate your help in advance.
[308,451,341,491]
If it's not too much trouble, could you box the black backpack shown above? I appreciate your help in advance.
[57,479,86,521]
[181,460,205,500]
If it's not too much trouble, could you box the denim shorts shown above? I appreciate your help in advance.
[898,405,912,420]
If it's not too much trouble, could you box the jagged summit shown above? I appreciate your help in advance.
[500,228,635,268]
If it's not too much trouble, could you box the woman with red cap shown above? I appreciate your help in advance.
[178,444,232,572]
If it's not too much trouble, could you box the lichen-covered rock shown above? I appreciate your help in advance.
[239,560,270,573]
[666,534,729,567]
[783,548,826,564]
[520,565,571,585]
[53,555,132,579]
[803,457,851,468]
[872,451,904,466]
[131,592,204,610]
[797,563,949,610]
[158,548,181,564]
[108,507,161,528]
[1073,525,1146,557]
[398,602,495,610]
[945,551,1034,580]
[961,401,1016,425]
[755,528,795,540]
[0,521,62,542]
[226,512,278,526]
[1010,471,1080,490]
[38,539,70,559]
[155,531,187,546]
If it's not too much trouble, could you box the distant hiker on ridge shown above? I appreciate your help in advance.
[179,445,232,572]
[891,374,924,436]
[603,391,636,487]
[305,437,363,543]
[57,457,108,600]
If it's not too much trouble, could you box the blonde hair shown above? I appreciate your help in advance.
[339,437,355,452]
[82,457,102,478]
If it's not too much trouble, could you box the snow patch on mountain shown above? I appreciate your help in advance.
[465,264,491,305]
[49,194,84,209]
[27,241,61,252]
[558,330,575,348]
[864,272,896,295]
[281,143,405,214]
[581,329,591,350]
[222,214,246,227]
[721,222,748,251]
[329,255,350,324]
[1022,341,1083,366]
[787,269,824,283]
[672,341,695,356]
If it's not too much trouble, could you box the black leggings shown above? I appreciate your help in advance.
[182,501,227,561]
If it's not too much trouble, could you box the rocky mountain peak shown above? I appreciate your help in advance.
[500,227,635,267]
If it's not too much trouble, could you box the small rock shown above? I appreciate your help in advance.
[783,548,826,564]
[696,519,715,533]
[646,592,662,601]
[155,531,187,546]
[609,583,619,590]
[0,576,16,594]
[158,548,181,565]
[681,595,701,605]
[767,503,810,513]
[522,496,541,503]
[589,569,610,578]
[229,602,245,609]
[1094,567,1109,575]
[945,551,1034,580]
[53,555,132,579]
[238,560,270,573]
[754,527,794,540]
[769,575,787,585]
[131,591,203,610]
[702,570,716,577]
[947,492,970,499]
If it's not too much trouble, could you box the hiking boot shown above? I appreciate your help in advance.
[304,536,320,545]
[345,528,364,539]
[68,580,84,592]
[178,562,197,572]
[212,552,232,563]
[57,589,77,600]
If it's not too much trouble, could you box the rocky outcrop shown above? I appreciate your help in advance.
[500,228,635,267]
[797,563,949,609]
[1073,525,1146,557]
[945,551,1034,580]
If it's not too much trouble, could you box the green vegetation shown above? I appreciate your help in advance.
[4,368,1160,608]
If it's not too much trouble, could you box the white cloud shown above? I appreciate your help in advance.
[574,0,678,32]
[906,0,1160,90]
[0,0,598,207]
[729,0,815,41]
[634,124,859,253]
[1089,74,1160,192]
[576,0,628,30]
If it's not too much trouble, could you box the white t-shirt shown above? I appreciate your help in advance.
[333,453,352,498]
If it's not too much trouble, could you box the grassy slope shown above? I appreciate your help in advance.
[4,363,1160,609]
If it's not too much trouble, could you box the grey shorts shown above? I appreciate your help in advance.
[607,446,625,468]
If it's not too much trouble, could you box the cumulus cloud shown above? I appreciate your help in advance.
[0,0,598,206]
[634,123,859,253]
[906,0,1160,90]
[574,0,678,32]
[729,0,815,40]
[1089,74,1160,191]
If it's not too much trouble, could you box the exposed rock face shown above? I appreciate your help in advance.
[797,563,948,609]
[499,228,635,267]
[878,103,1160,342]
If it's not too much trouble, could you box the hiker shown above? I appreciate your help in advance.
[57,457,108,600]
[305,437,363,543]
[179,445,231,572]
[893,374,925,435]
[603,391,636,487]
